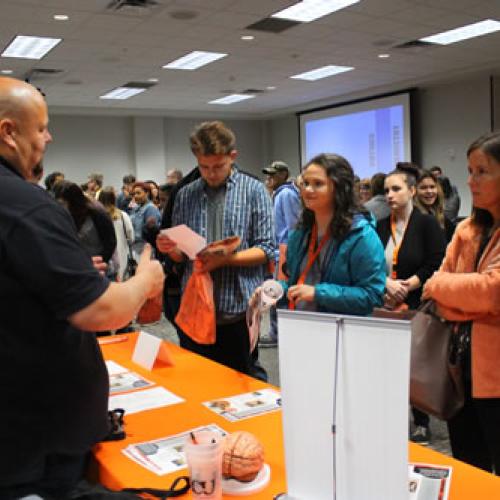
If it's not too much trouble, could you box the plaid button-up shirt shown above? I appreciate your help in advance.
[172,167,275,315]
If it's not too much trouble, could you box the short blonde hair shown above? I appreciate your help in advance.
[190,121,236,156]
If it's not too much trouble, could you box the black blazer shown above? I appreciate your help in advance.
[376,208,446,309]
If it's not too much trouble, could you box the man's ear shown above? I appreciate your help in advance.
[0,118,17,150]
[229,149,238,162]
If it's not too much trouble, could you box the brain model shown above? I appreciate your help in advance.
[222,431,265,482]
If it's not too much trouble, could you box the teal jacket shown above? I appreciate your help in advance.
[279,214,385,316]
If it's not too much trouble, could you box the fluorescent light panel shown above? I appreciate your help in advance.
[163,51,227,70]
[420,19,500,45]
[291,64,353,81]
[272,0,360,23]
[99,87,146,100]
[209,94,255,105]
[1,35,62,60]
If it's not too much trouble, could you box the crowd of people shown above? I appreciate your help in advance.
[1,76,499,497]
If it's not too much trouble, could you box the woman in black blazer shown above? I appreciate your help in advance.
[377,168,446,445]
[377,170,446,311]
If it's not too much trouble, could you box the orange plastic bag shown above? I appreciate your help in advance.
[137,291,163,324]
[175,266,216,345]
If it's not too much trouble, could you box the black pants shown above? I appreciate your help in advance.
[177,318,267,381]
[447,348,500,474]
[412,407,430,427]
[0,452,88,499]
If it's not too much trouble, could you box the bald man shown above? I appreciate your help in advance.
[0,77,164,498]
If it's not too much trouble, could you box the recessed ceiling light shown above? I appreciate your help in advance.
[147,78,159,83]
[266,86,276,90]
[290,64,354,81]
[1,69,13,74]
[420,19,500,45]
[53,14,69,21]
[209,94,255,105]
[1,35,62,60]
[378,53,390,59]
[99,87,146,100]
[241,35,255,41]
[163,51,227,70]
[272,0,360,23]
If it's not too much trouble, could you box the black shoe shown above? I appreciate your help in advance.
[259,336,277,348]
[410,425,431,445]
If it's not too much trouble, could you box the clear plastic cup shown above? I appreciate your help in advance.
[184,431,224,500]
[260,279,284,311]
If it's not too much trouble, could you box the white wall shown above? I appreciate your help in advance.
[44,115,135,189]
[133,117,166,183]
[163,117,267,180]
[418,76,491,217]
[265,116,300,176]
[44,115,268,189]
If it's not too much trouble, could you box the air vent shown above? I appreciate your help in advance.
[242,88,266,94]
[246,18,301,34]
[393,40,436,52]
[123,81,157,89]
[107,0,159,14]
[26,68,64,80]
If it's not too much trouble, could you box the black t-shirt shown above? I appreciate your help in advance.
[0,158,110,486]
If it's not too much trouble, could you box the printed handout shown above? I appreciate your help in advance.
[108,386,184,415]
[122,424,227,476]
[203,388,282,422]
[109,371,154,395]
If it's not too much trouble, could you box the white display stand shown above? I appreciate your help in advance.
[277,309,411,500]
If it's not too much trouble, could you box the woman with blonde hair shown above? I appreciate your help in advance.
[99,186,134,281]
[414,169,455,242]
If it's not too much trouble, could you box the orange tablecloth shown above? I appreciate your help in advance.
[94,333,500,498]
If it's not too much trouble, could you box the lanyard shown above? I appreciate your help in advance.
[390,214,409,279]
[289,222,330,310]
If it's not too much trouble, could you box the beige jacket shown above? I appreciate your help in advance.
[424,218,500,398]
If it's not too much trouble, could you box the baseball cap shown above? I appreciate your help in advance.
[262,161,289,175]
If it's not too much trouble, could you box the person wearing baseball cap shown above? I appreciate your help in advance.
[260,160,301,347]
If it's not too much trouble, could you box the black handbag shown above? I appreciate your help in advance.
[409,300,465,420]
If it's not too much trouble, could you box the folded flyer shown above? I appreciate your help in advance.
[408,463,452,500]
[203,388,282,422]
[109,371,155,395]
[161,225,240,260]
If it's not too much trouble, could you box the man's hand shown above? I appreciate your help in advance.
[136,244,164,298]
[156,233,185,262]
[196,252,229,273]
[287,284,315,305]
[92,256,107,276]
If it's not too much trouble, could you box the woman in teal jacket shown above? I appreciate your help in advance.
[278,153,386,316]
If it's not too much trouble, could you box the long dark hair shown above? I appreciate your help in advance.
[53,181,93,231]
[467,131,500,229]
[299,153,367,240]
